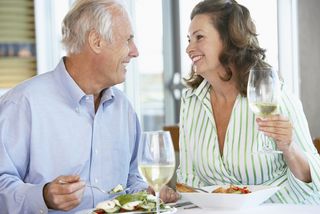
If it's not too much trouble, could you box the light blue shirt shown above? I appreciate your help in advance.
[0,58,147,214]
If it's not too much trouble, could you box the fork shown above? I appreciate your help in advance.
[192,187,209,193]
[179,183,209,193]
[58,180,129,195]
[86,184,129,195]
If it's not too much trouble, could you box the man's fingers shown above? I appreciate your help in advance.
[160,186,179,203]
[43,175,86,210]
[57,175,81,184]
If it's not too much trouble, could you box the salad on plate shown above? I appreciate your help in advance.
[91,191,173,213]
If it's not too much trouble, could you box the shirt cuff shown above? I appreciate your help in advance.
[22,183,48,214]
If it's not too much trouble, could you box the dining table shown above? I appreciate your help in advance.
[174,203,320,214]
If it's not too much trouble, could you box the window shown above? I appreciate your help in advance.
[133,0,165,131]
[29,0,298,132]
[0,0,36,89]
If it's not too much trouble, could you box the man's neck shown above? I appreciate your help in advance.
[64,55,107,111]
[64,55,106,93]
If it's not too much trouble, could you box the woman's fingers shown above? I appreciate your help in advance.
[256,114,293,150]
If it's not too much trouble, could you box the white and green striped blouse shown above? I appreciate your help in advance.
[177,79,320,204]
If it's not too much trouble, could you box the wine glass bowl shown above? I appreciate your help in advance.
[247,66,282,154]
[138,131,175,213]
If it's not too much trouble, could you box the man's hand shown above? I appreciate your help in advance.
[43,175,86,211]
[147,185,180,203]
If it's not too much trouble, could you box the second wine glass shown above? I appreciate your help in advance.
[138,131,175,214]
[247,66,282,154]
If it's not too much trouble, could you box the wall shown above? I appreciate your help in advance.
[297,0,320,138]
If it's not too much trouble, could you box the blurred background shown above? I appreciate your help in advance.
[0,0,319,139]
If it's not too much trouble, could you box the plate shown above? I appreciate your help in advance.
[75,207,177,214]
[180,185,279,210]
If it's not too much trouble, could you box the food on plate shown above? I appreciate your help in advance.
[212,184,251,194]
[176,182,197,193]
[91,191,171,213]
[109,184,124,194]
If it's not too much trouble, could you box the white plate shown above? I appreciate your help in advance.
[75,207,177,214]
[180,185,279,210]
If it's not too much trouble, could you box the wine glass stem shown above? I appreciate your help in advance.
[262,133,270,151]
[156,191,160,214]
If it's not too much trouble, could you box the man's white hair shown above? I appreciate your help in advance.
[61,0,127,54]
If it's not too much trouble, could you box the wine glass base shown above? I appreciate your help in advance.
[252,149,283,155]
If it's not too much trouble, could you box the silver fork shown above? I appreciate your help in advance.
[58,180,129,195]
[86,184,129,195]
[179,183,209,193]
[192,187,209,193]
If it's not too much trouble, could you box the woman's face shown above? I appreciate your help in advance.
[186,14,224,78]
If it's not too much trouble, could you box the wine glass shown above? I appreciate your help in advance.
[138,131,175,214]
[247,66,282,154]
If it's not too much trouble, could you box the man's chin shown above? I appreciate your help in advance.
[115,76,126,86]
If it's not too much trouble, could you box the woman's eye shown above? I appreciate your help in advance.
[196,35,203,40]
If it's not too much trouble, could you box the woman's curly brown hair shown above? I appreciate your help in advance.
[184,0,270,96]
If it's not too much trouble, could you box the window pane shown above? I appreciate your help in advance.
[134,0,164,131]
[238,0,278,68]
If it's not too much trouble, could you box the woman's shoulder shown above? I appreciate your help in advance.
[279,86,305,115]
[280,87,302,105]
[181,79,210,99]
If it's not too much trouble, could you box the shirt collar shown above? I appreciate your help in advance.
[53,58,86,107]
[185,79,211,101]
[101,87,115,104]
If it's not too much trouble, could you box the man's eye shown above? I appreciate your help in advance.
[127,35,134,43]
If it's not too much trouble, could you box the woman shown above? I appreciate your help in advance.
[177,0,320,204]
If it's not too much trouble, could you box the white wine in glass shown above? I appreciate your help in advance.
[249,102,278,117]
[138,131,175,214]
[138,164,175,192]
[247,66,282,154]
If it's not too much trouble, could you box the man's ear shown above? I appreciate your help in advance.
[88,30,103,54]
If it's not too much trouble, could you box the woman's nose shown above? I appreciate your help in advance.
[186,41,194,55]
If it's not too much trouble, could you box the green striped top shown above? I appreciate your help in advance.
[177,79,320,204]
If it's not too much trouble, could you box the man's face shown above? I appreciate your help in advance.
[99,8,139,87]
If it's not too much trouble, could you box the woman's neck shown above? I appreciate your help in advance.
[207,75,239,104]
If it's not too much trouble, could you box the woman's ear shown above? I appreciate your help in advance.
[88,30,103,54]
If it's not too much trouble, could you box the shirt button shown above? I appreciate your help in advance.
[95,178,99,183]
[75,107,80,113]
[95,149,98,154]
[39,209,44,214]
[85,96,90,100]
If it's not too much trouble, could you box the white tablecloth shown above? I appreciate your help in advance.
[176,204,320,214]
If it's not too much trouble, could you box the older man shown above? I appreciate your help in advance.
[0,0,179,213]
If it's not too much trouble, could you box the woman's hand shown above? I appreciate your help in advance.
[256,114,293,153]
[257,114,312,182]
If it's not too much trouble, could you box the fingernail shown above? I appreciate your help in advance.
[58,180,67,184]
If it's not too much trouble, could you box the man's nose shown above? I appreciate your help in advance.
[129,42,139,58]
